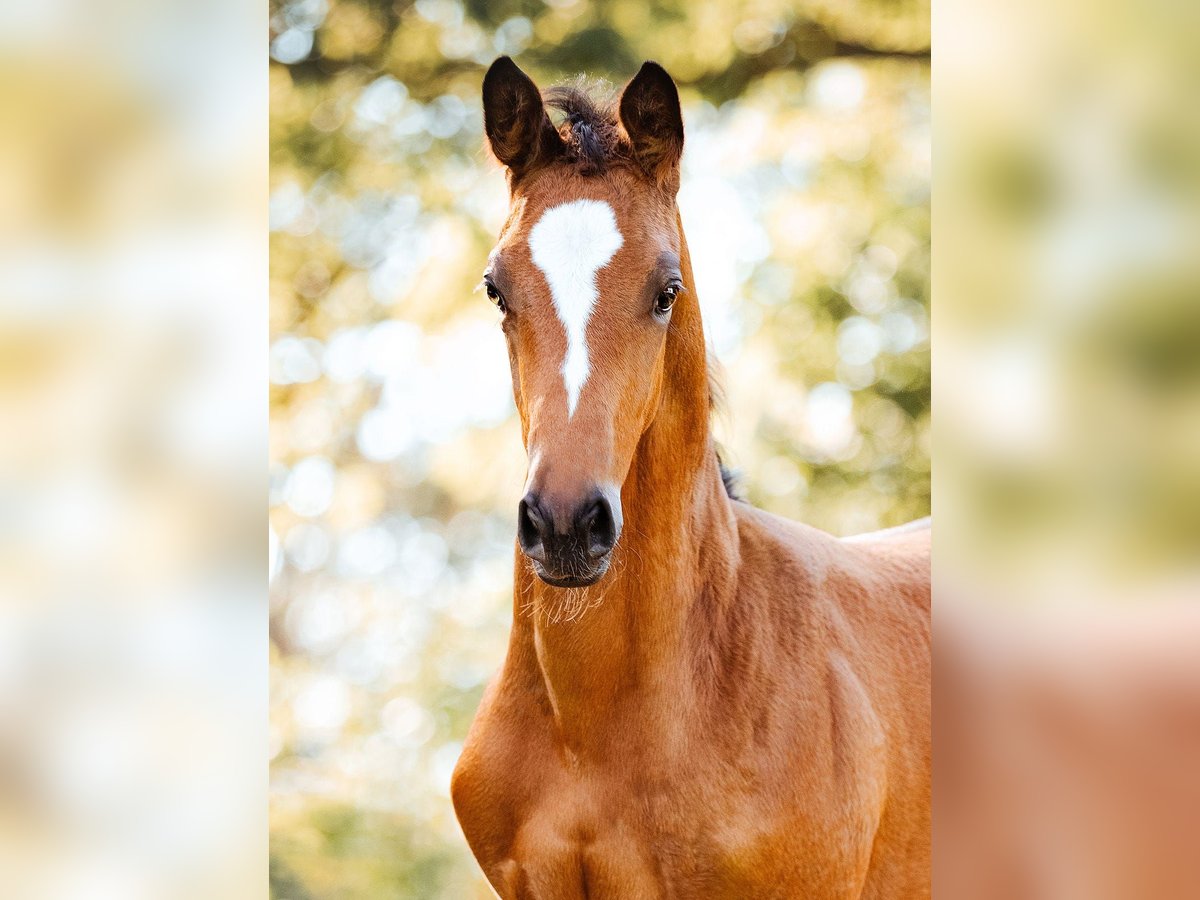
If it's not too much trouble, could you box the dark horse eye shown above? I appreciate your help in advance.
[655,284,679,317]
[485,281,507,314]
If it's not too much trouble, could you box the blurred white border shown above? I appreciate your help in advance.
[0,0,266,897]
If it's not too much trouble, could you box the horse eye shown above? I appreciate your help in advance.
[485,281,507,313]
[654,285,678,316]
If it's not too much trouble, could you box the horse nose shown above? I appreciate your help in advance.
[518,489,621,563]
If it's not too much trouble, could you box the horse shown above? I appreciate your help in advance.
[451,56,931,900]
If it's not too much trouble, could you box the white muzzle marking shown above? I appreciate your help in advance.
[528,199,624,418]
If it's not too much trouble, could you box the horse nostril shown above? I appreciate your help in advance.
[518,495,548,562]
[580,495,617,559]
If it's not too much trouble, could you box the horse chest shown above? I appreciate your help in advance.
[454,637,894,898]
[462,741,824,900]
[497,788,665,900]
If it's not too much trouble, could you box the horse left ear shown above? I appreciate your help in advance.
[618,61,684,190]
[482,56,562,180]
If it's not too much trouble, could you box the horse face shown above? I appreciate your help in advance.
[486,170,682,587]
[481,58,685,587]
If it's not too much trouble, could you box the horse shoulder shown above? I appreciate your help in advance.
[452,659,554,887]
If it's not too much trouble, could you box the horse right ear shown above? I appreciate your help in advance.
[482,57,561,180]
[618,61,684,191]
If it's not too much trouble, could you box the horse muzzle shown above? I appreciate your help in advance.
[517,487,622,587]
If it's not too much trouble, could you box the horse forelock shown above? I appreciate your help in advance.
[542,80,628,175]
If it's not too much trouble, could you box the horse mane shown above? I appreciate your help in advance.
[708,360,743,501]
[717,454,742,500]
[542,80,629,175]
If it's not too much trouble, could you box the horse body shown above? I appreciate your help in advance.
[452,57,930,899]
[454,498,929,899]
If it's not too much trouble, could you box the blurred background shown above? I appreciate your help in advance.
[268,0,929,896]
[937,0,1200,592]
[1,0,264,898]
[935,0,1200,895]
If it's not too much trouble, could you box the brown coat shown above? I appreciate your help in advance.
[452,57,931,899]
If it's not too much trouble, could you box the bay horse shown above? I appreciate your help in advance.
[451,56,931,899]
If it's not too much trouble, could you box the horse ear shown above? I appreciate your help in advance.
[618,61,684,189]
[482,57,561,179]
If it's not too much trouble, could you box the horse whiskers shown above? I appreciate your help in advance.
[521,577,606,626]
[515,530,657,625]
[547,585,597,625]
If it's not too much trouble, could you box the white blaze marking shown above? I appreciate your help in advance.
[528,199,624,418]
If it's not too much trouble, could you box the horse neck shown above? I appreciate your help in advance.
[511,214,741,751]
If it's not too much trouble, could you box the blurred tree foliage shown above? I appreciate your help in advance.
[270,1,928,897]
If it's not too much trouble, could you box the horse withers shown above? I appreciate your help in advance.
[451,56,931,899]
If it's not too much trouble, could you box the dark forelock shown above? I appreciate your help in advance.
[542,80,628,175]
